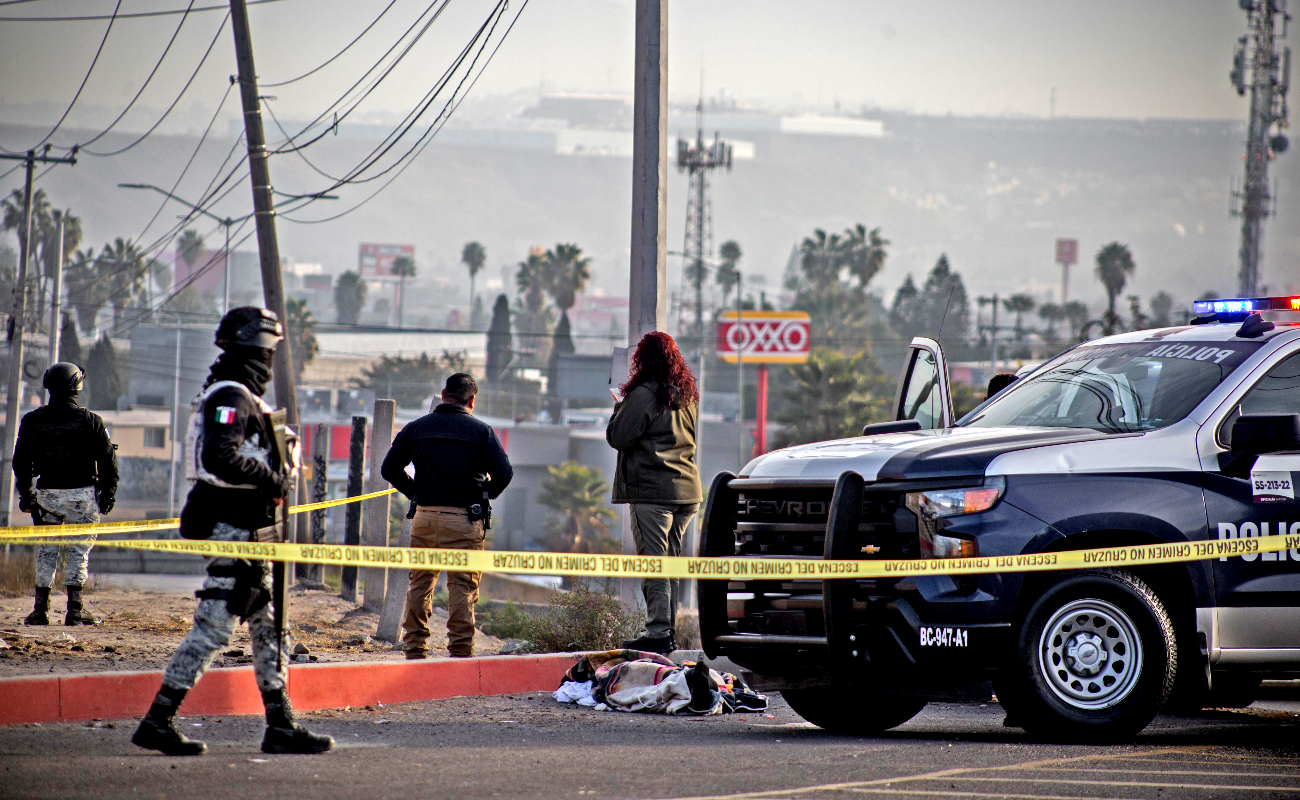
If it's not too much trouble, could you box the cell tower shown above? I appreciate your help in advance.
[1231,0,1291,297]
[677,96,732,336]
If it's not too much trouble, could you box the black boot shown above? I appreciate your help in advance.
[261,690,334,754]
[621,631,677,655]
[132,685,207,756]
[23,587,50,626]
[64,584,96,625]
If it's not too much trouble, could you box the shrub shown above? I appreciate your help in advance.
[524,582,642,653]
[0,550,34,598]
[477,600,534,639]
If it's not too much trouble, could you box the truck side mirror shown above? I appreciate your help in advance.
[1230,414,1300,455]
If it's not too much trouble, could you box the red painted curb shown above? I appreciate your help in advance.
[0,653,579,726]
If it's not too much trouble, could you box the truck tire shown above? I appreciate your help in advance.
[998,568,1176,741]
[782,686,926,733]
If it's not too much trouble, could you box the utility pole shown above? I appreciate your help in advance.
[677,90,732,336]
[0,147,76,526]
[229,0,299,597]
[624,0,668,607]
[1231,0,1291,297]
[47,216,64,371]
[978,294,1000,373]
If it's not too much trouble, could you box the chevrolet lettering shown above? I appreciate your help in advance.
[698,298,1300,741]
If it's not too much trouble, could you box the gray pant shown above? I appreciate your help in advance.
[630,503,699,638]
[162,522,287,694]
[33,486,98,588]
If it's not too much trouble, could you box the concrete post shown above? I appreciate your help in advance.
[362,400,394,611]
[375,514,411,643]
[621,0,669,616]
[308,422,329,583]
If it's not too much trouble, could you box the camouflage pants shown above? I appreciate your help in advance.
[33,486,98,589]
[162,522,288,694]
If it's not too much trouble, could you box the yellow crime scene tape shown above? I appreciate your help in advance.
[2,499,1296,580]
[0,488,399,540]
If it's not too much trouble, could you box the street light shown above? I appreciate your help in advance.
[117,183,337,314]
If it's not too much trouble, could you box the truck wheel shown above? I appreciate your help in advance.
[782,686,926,733]
[1001,568,1176,741]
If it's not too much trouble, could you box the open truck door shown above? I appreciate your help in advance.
[892,337,954,429]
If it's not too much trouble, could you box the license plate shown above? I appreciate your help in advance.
[919,626,968,647]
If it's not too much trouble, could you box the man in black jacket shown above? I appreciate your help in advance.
[381,373,512,659]
[133,307,332,757]
[13,362,118,625]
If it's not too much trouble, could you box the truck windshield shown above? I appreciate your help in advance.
[961,341,1262,433]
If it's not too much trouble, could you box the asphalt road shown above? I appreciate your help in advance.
[1,694,1298,800]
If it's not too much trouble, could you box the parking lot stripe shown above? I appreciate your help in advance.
[922,776,1300,792]
[665,746,1211,800]
[1027,767,1300,779]
[850,790,1148,800]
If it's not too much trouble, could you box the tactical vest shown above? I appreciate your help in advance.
[184,381,274,490]
[26,406,99,488]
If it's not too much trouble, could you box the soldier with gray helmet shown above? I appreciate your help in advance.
[12,361,119,626]
[133,307,333,757]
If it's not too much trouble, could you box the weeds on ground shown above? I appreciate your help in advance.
[476,600,533,639]
[0,551,35,597]
[674,608,701,650]
[524,582,642,653]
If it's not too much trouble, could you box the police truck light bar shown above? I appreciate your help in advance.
[1193,296,1300,317]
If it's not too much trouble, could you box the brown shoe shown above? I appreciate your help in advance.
[449,652,473,659]
[405,650,428,660]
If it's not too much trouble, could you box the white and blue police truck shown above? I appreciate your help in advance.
[697,298,1300,740]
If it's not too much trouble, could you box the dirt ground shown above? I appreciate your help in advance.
[0,582,503,677]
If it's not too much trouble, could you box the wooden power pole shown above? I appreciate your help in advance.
[0,148,76,527]
[229,0,300,604]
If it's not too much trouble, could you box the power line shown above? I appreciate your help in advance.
[0,0,286,21]
[27,0,121,150]
[70,0,197,151]
[78,9,229,157]
[261,0,398,88]
[281,0,527,223]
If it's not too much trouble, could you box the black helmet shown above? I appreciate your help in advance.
[215,306,283,350]
[43,362,84,396]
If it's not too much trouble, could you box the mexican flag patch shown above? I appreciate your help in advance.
[214,406,237,425]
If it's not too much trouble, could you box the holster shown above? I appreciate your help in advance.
[197,561,271,622]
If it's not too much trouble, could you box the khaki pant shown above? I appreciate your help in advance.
[630,502,699,639]
[402,506,485,657]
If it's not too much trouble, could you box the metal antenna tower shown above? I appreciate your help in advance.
[677,90,732,335]
[1231,0,1291,297]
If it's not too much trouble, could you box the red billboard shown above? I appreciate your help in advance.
[1055,238,1078,266]
[358,243,415,278]
[715,311,811,364]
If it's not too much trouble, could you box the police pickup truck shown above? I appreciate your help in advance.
[698,297,1300,740]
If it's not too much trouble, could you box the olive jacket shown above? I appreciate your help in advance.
[606,381,702,505]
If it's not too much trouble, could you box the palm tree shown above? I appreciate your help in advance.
[176,229,205,271]
[1036,302,1063,339]
[536,461,618,554]
[839,223,889,289]
[514,251,556,367]
[798,228,843,288]
[1062,301,1090,341]
[1095,242,1136,334]
[65,248,102,336]
[544,243,591,316]
[390,255,416,327]
[461,241,485,321]
[333,270,367,324]
[774,349,891,446]
[285,298,319,381]
[95,237,148,330]
[1149,291,1174,327]
[716,240,741,306]
[1002,294,1036,339]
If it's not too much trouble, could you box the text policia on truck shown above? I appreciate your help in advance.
[697,296,1300,741]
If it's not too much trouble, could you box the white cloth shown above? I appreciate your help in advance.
[553,680,600,708]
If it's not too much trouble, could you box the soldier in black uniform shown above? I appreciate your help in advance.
[133,307,333,757]
[13,362,119,626]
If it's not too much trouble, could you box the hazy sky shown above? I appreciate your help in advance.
[0,0,1260,140]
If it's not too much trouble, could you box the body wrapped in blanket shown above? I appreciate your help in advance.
[554,650,768,715]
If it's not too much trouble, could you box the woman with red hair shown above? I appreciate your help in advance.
[606,331,703,654]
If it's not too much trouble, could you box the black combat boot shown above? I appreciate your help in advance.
[23,587,50,626]
[261,690,334,754]
[132,685,207,756]
[621,631,677,655]
[64,584,97,625]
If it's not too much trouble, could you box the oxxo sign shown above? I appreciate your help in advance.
[715,311,811,364]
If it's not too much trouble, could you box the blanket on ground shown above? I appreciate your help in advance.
[554,650,768,715]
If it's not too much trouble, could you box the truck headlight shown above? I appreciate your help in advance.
[905,478,1004,559]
